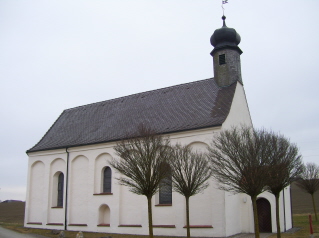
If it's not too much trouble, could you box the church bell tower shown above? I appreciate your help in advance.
[210,16,243,87]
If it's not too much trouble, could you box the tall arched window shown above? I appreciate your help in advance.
[103,167,112,193]
[57,173,64,207]
[159,168,172,204]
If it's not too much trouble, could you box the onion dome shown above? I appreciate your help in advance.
[210,15,241,48]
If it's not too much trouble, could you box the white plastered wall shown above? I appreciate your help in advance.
[94,153,112,194]
[222,82,253,130]
[221,82,293,234]
[25,82,293,237]
[25,149,67,228]
[26,128,230,237]
[28,161,45,223]
[47,158,66,224]
[69,155,89,225]
[214,82,254,236]
[283,186,293,231]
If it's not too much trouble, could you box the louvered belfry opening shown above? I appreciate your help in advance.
[219,54,226,65]
[257,198,272,232]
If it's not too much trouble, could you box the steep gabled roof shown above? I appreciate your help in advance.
[27,78,237,153]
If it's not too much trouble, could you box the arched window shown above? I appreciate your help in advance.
[159,168,172,204]
[103,167,112,193]
[57,173,64,207]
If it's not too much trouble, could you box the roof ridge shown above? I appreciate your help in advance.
[65,77,215,111]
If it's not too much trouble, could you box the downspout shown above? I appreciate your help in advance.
[64,148,70,231]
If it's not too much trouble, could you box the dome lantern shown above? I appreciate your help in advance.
[210,15,243,87]
[210,15,242,52]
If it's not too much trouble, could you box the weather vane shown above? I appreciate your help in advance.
[222,0,228,16]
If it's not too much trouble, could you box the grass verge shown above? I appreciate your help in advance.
[0,222,151,238]
[1,214,319,238]
[267,214,319,237]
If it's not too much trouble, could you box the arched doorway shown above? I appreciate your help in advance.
[257,198,272,232]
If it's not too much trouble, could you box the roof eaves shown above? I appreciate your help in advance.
[26,123,222,154]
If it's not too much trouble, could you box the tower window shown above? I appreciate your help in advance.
[219,54,226,65]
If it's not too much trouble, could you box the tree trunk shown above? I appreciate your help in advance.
[311,193,318,221]
[251,196,260,238]
[185,196,191,238]
[147,197,154,238]
[275,194,281,238]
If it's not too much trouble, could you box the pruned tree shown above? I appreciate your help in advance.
[169,144,213,238]
[109,126,172,238]
[207,126,274,238]
[264,132,303,238]
[295,162,319,221]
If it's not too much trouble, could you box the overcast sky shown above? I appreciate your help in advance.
[0,0,318,201]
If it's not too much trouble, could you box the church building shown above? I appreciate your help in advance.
[25,16,292,237]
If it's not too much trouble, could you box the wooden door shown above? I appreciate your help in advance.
[257,198,272,232]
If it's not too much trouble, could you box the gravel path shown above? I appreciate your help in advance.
[227,233,272,238]
[0,226,49,238]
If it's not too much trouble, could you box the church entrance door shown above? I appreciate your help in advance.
[257,198,272,233]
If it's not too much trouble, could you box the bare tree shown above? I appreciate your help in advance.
[109,126,172,238]
[265,132,303,238]
[169,144,212,238]
[295,162,319,221]
[207,126,274,238]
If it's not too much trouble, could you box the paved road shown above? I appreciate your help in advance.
[0,226,49,238]
[228,233,272,238]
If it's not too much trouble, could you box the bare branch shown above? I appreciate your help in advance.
[170,144,212,198]
[109,126,173,238]
[110,126,172,198]
[295,163,319,194]
[207,126,302,238]
[208,126,270,197]
[265,132,303,196]
[295,162,319,221]
[169,143,212,238]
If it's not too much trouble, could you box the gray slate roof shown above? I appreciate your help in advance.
[27,78,237,153]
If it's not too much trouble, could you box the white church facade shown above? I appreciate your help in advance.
[25,16,293,237]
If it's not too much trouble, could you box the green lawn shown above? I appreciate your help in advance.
[268,214,319,238]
